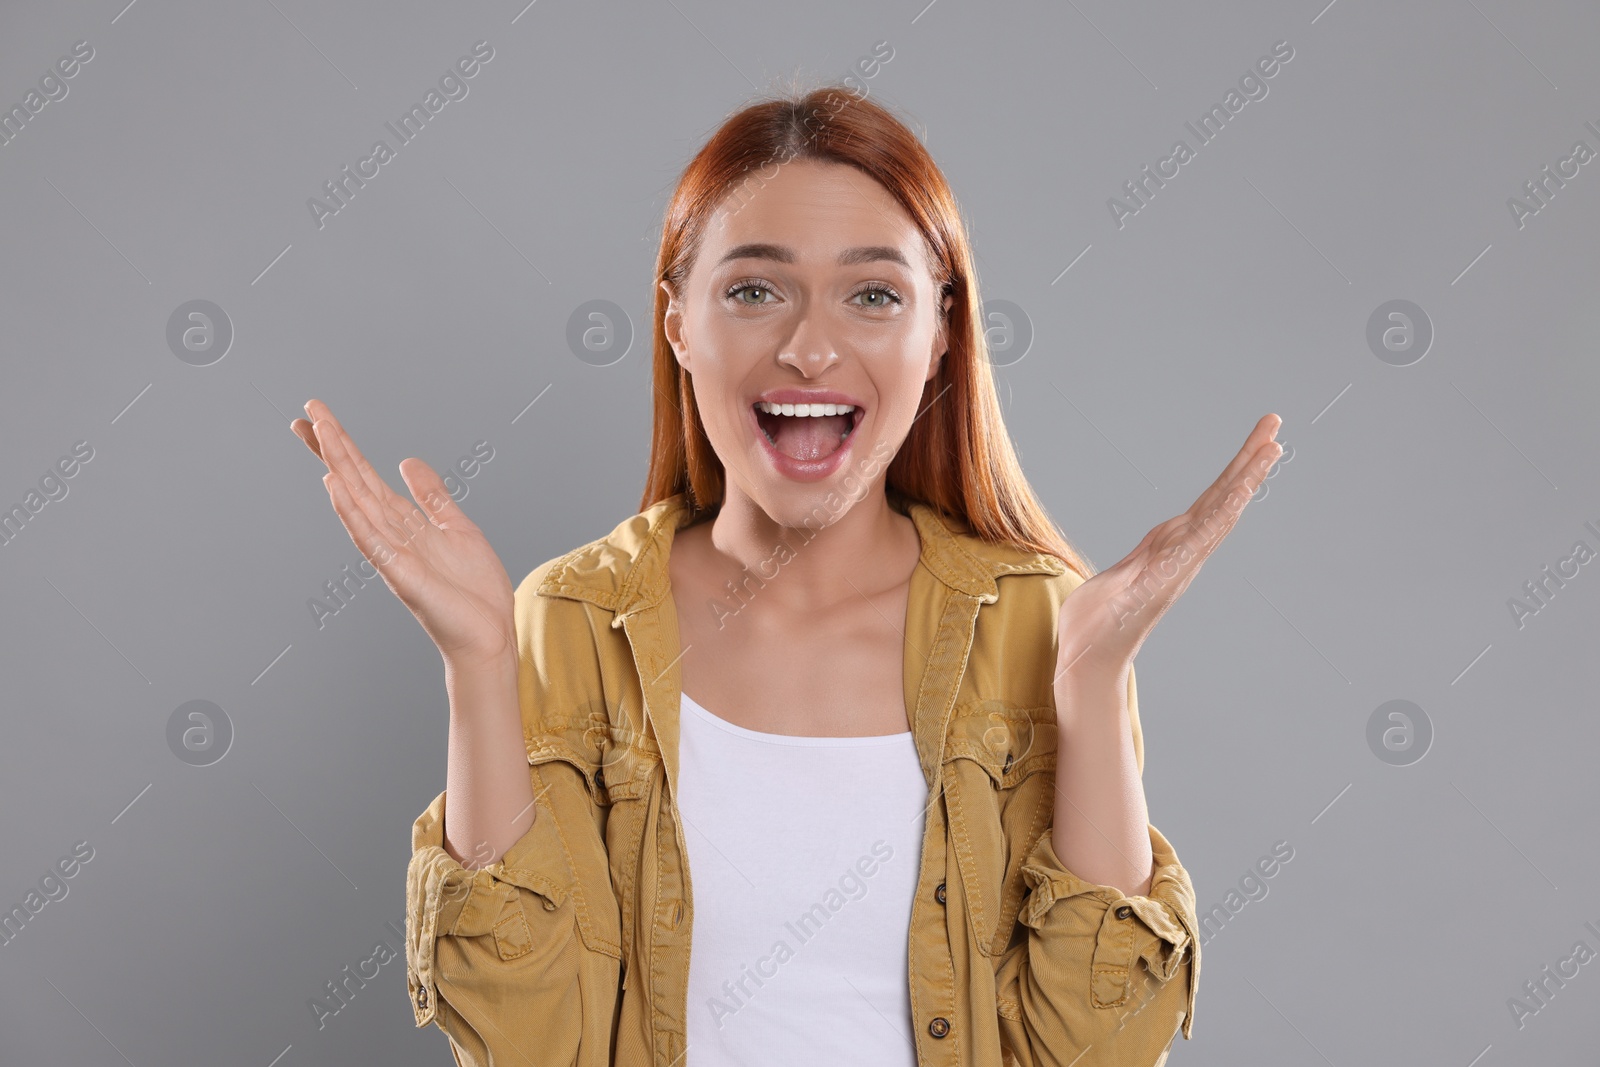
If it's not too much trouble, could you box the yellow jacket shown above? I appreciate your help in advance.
[404,489,1200,1066]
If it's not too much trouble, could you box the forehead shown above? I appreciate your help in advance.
[701,159,930,273]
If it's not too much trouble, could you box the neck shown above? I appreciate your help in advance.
[696,484,919,611]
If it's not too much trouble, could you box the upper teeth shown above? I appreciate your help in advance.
[755,401,856,417]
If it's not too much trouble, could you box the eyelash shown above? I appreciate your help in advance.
[723,278,903,308]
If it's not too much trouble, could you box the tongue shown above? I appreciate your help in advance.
[772,413,851,460]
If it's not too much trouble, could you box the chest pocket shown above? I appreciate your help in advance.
[583,712,663,967]
[940,701,1057,957]
[525,723,626,962]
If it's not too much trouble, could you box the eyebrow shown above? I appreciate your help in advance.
[715,243,911,269]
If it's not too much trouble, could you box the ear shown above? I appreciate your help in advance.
[660,279,689,369]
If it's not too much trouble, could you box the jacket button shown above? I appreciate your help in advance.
[594,767,605,789]
[934,882,947,905]
[416,985,428,1010]
[928,1017,951,1039]
[1115,905,1133,919]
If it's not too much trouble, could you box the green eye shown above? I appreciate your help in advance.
[724,281,902,307]
[854,284,902,308]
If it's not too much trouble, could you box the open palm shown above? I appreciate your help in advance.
[1055,413,1283,683]
[291,399,515,668]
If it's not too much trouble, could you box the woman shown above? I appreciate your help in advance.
[292,86,1280,1066]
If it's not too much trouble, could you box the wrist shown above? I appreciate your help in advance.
[442,644,518,680]
[1053,653,1130,697]
[1052,660,1132,730]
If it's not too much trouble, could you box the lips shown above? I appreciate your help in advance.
[745,393,866,482]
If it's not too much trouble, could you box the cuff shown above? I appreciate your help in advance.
[1018,822,1200,1039]
[403,788,574,1029]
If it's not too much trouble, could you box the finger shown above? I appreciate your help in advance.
[305,400,400,513]
[1231,436,1284,497]
[1207,414,1280,501]
[1146,438,1278,581]
[1185,414,1282,523]
[322,469,403,576]
[305,402,415,534]
[290,418,325,463]
[300,401,426,551]
[309,416,397,530]
[310,417,424,551]
[1184,437,1281,553]
[397,457,481,533]
[1218,413,1282,491]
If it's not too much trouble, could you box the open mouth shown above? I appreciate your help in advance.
[752,401,861,461]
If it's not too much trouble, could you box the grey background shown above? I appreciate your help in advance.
[2,0,1597,1063]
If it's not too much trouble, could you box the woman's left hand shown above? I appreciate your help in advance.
[1055,413,1283,687]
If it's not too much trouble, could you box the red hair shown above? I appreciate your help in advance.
[642,84,1093,580]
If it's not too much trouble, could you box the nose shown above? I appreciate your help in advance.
[775,304,840,377]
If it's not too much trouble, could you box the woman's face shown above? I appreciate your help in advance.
[661,158,952,527]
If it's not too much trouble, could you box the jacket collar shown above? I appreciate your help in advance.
[537,490,1069,797]
[535,490,1068,616]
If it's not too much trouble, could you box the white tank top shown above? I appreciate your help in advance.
[675,690,928,1066]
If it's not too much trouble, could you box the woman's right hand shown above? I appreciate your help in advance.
[290,399,516,670]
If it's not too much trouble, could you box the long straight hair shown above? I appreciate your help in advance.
[641,85,1094,581]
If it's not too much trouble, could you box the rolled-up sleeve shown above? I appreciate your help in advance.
[402,559,622,1067]
[1000,821,1199,1066]
[405,768,615,1066]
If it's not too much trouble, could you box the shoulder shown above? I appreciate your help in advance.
[511,494,689,615]
[500,504,679,739]
[1031,562,1088,604]
[905,498,1081,601]
[969,564,1084,663]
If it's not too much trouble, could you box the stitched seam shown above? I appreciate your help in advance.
[674,800,692,1059]
[528,746,602,806]
[492,902,534,960]
[538,581,621,610]
[943,741,1054,788]
[937,592,978,1067]
[530,763,621,959]
[907,792,931,1067]
[943,766,991,956]
[992,774,1054,957]
[945,702,1056,788]
[446,875,477,938]
[614,767,652,964]
[535,541,623,608]
[944,866,964,1067]
[1167,888,1201,1038]
[905,582,972,1066]
[1091,908,1137,1008]
[1093,966,1131,1007]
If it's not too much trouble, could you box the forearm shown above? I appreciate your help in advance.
[1051,667,1155,898]
[441,650,536,868]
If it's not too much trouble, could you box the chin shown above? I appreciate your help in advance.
[747,484,852,534]
[749,463,890,535]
